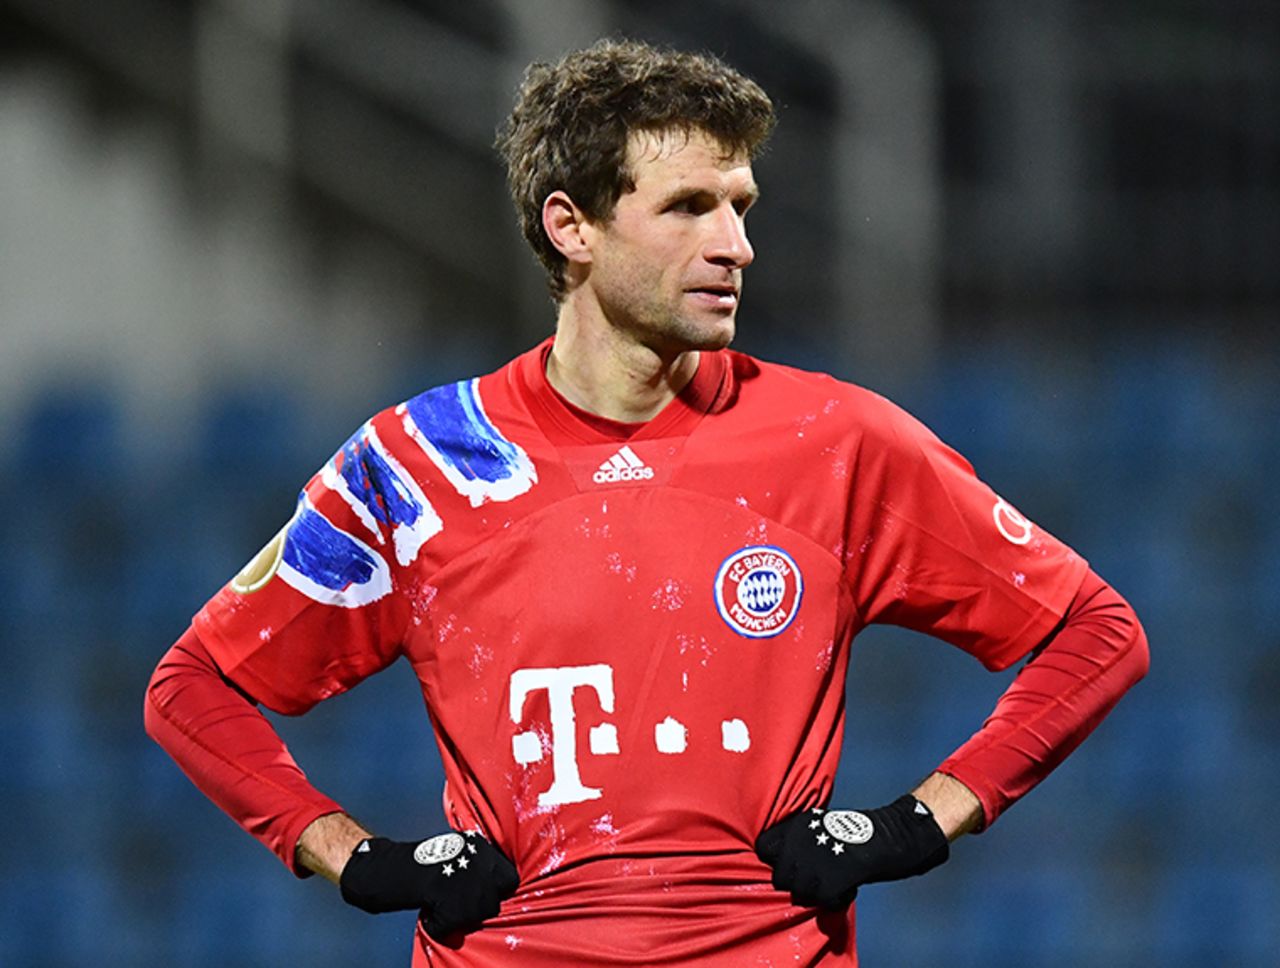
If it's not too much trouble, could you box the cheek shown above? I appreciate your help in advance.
[594,251,653,311]
[608,244,669,292]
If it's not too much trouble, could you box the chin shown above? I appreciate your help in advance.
[700,326,735,351]
[635,312,737,358]
[682,314,737,351]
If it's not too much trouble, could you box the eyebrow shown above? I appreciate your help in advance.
[657,183,761,209]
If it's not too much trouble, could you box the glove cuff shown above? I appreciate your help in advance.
[889,795,950,875]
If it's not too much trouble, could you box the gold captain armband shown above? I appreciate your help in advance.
[231,526,288,594]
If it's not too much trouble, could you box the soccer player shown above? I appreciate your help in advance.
[145,40,1149,966]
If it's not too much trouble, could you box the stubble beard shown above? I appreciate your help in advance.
[595,254,740,358]
[611,287,738,359]
[659,308,736,354]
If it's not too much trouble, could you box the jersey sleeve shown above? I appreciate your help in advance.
[843,392,1089,670]
[193,413,435,713]
[143,626,346,874]
[936,568,1150,827]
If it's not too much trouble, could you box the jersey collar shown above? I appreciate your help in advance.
[513,337,731,446]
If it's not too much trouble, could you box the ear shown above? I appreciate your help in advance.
[542,191,594,267]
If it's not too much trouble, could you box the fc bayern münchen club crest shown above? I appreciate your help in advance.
[714,545,803,638]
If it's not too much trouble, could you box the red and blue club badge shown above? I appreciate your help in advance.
[714,545,803,638]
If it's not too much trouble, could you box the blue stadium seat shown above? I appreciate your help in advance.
[14,384,124,481]
[966,864,1092,967]
[1153,862,1279,967]
[1087,690,1237,805]
[859,862,1094,968]
[0,866,113,966]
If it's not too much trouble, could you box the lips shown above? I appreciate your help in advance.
[686,289,738,310]
[687,282,738,296]
[685,283,739,306]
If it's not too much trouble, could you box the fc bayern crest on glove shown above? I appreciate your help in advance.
[755,795,950,911]
[339,831,519,940]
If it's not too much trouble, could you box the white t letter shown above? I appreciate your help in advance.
[509,664,616,807]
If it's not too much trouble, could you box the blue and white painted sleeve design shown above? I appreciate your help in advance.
[276,494,394,608]
[322,422,443,566]
[398,378,537,508]
[265,422,442,609]
[231,378,532,610]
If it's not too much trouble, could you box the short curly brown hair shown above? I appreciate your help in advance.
[496,39,775,300]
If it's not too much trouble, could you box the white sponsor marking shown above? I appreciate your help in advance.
[509,664,615,807]
[993,498,1033,545]
[655,716,688,754]
[721,719,751,752]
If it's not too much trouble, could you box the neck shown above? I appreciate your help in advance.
[546,306,700,424]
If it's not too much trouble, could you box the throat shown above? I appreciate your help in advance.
[546,343,700,424]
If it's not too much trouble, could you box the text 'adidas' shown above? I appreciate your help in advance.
[593,445,655,484]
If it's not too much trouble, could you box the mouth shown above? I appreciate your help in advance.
[685,284,739,309]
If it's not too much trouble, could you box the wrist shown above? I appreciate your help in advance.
[296,812,374,884]
[911,772,982,841]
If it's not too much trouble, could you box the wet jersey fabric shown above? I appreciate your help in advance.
[194,339,1088,966]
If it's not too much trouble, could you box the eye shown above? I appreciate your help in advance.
[666,193,715,216]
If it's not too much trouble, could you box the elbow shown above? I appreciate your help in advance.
[1124,619,1150,688]
[1093,574,1150,690]
[143,628,199,744]
[1110,590,1150,691]
[142,658,170,745]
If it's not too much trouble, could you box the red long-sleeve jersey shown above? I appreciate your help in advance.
[145,340,1147,965]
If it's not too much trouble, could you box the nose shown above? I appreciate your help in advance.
[705,206,754,269]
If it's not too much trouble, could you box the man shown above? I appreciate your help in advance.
[145,40,1148,966]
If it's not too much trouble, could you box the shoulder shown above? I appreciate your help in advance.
[391,351,523,425]
[308,351,531,508]
[724,350,937,447]
[727,350,890,410]
[363,351,528,449]
[373,356,538,510]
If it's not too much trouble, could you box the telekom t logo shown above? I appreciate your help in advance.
[509,664,618,807]
[508,663,751,808]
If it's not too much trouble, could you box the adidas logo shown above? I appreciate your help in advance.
[592,445,655,484]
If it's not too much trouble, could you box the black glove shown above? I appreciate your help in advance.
[755,794,950,911]
[339,831,519,941]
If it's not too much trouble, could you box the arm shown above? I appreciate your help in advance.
[144,626,520,938]
[911,772,982,841]
[910,568,1149,839]
[142,626,347,876]
[297,812,374,884]
[758,568,1148,908]
[933,567,1149,830]
[912,569,1148,838]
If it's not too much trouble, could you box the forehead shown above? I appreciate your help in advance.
[624,128,754,189]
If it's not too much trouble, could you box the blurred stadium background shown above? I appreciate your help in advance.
[2,0,1276,965]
